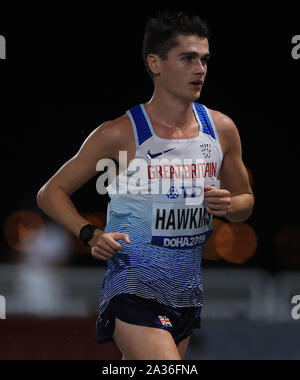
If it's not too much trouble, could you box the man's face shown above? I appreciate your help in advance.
[153,34,210,102]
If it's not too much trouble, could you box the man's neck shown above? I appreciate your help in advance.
[145,90,196,129]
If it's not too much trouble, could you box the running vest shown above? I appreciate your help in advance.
[98,102,223,315]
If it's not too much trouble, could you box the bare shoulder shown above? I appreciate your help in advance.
[207,108,241,152]
[74,113,135,164]
[92,113,134,149]
[208,108,238,135]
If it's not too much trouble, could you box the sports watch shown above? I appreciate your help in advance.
[79,224,100,247]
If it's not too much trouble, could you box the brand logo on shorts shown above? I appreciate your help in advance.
[158,315,172,327]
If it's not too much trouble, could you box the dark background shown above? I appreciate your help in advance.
[1,2,299,272]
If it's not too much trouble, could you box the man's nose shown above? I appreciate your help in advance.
[195,59,206,74]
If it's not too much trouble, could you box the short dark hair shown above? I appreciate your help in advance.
[142,11,210,79]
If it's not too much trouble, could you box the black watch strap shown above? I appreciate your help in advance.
[79,224,99,247]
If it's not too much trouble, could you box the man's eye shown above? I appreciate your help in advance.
[184,56,195,62]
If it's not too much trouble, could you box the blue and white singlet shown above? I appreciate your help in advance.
[98,102,223,316]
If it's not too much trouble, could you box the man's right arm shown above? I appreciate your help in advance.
[36,117,132,260]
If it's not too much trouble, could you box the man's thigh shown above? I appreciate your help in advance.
[113,318,181,360]
[176,335,191,359]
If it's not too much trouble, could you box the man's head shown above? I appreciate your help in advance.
[142,11,210,102]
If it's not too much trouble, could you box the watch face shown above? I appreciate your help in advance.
[86,226,94,239]
[80,225,95,244]
[83,227,90,240]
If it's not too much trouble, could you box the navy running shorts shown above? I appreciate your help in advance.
[96,293,201,345]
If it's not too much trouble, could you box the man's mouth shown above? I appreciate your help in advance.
[190,80,203,87]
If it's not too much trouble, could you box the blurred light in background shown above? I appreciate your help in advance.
[203,219,224,261]
[216,222,257,263]
[3,209,257,264]
[15,223,72,316]
[3,210,107,257]
[25,222,71,265]
[203,219,258,264]
[275,226,300,269]
[3,210,74,316]
[4,210,45,252]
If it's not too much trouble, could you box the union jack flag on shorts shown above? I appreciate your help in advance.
[158,315,172,327]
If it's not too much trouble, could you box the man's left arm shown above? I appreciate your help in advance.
[204,115,254,222]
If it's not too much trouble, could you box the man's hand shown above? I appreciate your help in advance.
[204,185,231,217]
[89,230,131,261]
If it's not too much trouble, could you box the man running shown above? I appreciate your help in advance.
[37,11,254,360]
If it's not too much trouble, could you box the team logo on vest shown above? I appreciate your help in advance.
[200,143,212,159]
[167,186,179,199]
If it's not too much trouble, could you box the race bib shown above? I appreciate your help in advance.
[151,179,213,249]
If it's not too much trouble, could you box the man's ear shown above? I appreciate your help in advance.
[147,54,161,76]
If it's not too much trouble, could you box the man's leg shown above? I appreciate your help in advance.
[176,336,191,359]
[121,333,191,360]
[114,318,181,360]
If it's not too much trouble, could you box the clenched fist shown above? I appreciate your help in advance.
[204,185,231,217]
[89,230,131,261]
